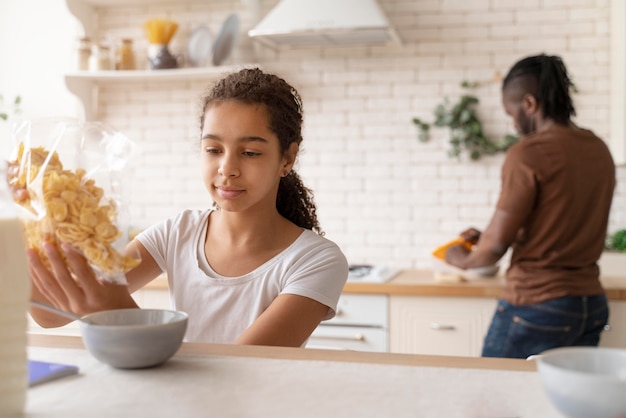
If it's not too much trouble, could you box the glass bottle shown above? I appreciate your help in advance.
[89,44,112,71]
[75,37,92,71]
[0,161,30,414]
[115,38,136,70]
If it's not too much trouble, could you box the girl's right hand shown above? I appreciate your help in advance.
[28,241,138,326]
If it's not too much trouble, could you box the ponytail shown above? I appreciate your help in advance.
[537,55,575,123]
[277,172,322,235]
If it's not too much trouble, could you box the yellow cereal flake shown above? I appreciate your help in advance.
[8,144,140,277]
[47,198,68,222]
[60,190,77,203]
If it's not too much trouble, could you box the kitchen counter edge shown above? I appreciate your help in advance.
[143,270,626,300]
[27,333,536,372]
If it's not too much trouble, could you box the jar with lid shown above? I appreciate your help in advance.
[89,44,112,71]
[115,38,136,70]
[0,162,31,415]
[75,37,92,71]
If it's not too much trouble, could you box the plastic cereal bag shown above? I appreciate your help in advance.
[7,118,140,285]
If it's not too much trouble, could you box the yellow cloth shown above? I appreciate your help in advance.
[432,237,473,260]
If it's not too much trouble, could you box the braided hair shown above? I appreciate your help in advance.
[199,68,323,235]
[502,54,576,124]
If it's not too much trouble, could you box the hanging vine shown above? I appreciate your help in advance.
[412,80,518,161]
[0,94,22,122]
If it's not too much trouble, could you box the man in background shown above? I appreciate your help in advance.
[445,53,616,359]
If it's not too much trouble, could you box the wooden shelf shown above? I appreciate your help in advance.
[68,0,221,7]
[64,64,260,120]
[65,65,258,83]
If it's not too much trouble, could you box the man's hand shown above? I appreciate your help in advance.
[445,242,472,267]
[459,227,481,245]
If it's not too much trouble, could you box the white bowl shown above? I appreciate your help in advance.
[535,346,626,418]
[465,264,499,278]
[79,308,188,369]
[431,257,499,282]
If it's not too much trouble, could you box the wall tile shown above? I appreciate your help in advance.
[89,0,620,270]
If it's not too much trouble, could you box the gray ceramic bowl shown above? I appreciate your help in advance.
[535,346,626,418]
[79,308,188,369]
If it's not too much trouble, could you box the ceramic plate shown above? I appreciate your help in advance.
[212,13,240,66]
[187,25,213,67]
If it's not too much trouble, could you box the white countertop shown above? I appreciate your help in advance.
[25,335,562,418]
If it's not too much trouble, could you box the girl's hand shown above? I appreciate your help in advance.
[28,241,137,321]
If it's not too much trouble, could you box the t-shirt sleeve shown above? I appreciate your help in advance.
[135,215,174,273]
[280,236,349,321]
[496,142,538,219]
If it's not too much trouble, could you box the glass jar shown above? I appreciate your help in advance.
[89,44,112,71]
[75,37,92,71]
[115,38,135,70]
[0,162,30,415]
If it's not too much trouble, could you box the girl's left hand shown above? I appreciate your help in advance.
[28,241,137,318]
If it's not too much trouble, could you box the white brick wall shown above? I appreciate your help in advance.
[87,0,620,270]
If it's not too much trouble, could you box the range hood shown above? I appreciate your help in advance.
[248,0,400,49]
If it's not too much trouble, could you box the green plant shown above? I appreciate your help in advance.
[0,94,22,121]
[606,230,626,252]
[412,81,518,160]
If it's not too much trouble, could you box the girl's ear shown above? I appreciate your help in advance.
[282,142,299,172]
[521,93,539,115]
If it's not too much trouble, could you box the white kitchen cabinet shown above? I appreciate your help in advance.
[389,296,497,357]
[64,0,258,120]
[307,294,389,352]
[600,300,626,348]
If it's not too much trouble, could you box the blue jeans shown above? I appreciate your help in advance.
[481,295,609,359]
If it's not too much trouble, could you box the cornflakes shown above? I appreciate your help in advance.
[8,143,140,282]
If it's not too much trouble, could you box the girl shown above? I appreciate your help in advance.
[28,68,349,347]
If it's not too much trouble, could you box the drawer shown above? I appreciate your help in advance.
[390,296,496,357]
[324,294,388,327]
[393,312,482,356]
[307,325,387,352]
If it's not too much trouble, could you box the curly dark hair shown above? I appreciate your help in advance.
[199,67,323,235]
[502,53,576,124]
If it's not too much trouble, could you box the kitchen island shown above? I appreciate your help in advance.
[26,333,561,417]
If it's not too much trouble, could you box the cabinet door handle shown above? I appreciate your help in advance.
[310,333,366,342]
[430,323,456,331]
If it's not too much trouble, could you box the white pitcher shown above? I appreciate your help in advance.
[0,161,30,415]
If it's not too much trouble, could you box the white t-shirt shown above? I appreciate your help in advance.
[136,209,349,343]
